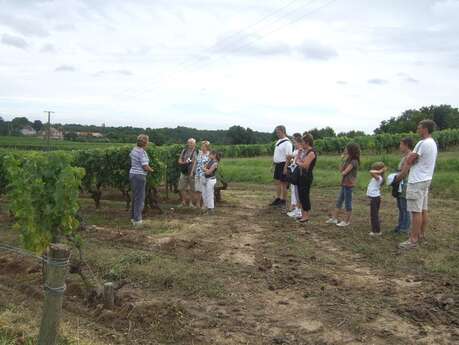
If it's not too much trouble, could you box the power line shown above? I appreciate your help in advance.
[162,0,320,77]
[122,0,321,96]
[204,0,338,64]
[139,0,338,95]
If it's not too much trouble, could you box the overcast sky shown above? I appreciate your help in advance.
[0,0,458,133]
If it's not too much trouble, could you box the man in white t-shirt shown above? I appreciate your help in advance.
[396,120,438,250]
[271,125,293,207]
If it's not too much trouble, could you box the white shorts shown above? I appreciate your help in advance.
[406,180,431,213]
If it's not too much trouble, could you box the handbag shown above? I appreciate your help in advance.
[287,165,301,185]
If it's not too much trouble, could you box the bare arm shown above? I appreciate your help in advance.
[190,156,197,176]
[369,168,386,179]
[341,163,354,176]
[298,152,316,171]
[395,152,418,183]
[203,162,218,175]
[143,164,154,173]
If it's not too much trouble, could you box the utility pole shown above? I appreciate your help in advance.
[44,111,54,151]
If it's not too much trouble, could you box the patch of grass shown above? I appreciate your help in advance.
[84,243,226,298]
[221,152,459,198]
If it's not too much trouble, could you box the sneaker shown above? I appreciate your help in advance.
[399,240,417,250]
[287,209,298,218]
[326,218,338,225]
[207,208,215,216]
[132,220,144,228]
[270,198,281,206]
[189,204,196,209]
[369,231,382,236]
[295,208,302,218]
[336,221,350,227]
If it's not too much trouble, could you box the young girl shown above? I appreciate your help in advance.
[286,133,303,218]
[326,143,361,227]
[202,150,221,214]
[367,162,386,236]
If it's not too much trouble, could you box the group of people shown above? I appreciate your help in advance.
[176,138,221,213]
[128,135,221,227]
[128,119,438,251]
[271,119,438,250]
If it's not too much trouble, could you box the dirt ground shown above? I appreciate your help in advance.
[0,184,458,345]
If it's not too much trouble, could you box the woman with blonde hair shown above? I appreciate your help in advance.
[129,134,154,227]
[194,140,211,207]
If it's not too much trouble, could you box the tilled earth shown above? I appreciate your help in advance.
[0,184,458,345]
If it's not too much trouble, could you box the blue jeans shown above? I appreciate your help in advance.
[336,186,353,211]
[396,197,411,232]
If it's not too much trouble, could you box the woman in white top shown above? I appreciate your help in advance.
[194,141,211,208]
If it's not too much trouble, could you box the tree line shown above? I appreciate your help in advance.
[1,104,458,144]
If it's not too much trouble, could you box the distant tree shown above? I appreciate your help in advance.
[0,117,7,135]
[226,125,256,144]
[374,105,459,134]
[32,120,43,132]
[308,127,336,139]
[64,131,78,141]
[338,130,366,138]
[11,117,30,131]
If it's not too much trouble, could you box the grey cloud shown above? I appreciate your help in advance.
[371,26,459,54]
[368,78,388,85]
[404,77,420,83]
[55,65,77,72]
[212,33,290,57]
[299,40,338,60]
[41,43,55,53]
[0,14,49,37]
[1,33,28,49]
[93,69,134,77]
[212,33,337,61]
[54,23,76,32]
[396,73,420,83]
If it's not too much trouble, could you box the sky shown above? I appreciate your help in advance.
[0,0,458,134]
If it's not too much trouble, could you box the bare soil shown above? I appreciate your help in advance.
[0,184,458,345]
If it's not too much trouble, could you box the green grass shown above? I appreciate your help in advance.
[220,151,459,199]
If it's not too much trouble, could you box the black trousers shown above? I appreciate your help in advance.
[298,173,313,211]
[369,196,381,233]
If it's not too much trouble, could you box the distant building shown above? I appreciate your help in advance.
[20,126,37,136]
[39,127,64,140]
[76,131,104,138]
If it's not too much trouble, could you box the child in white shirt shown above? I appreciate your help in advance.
[367,162,386,236]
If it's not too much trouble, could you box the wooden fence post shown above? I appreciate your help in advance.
[103,282,115,309]
[38,243,70,345]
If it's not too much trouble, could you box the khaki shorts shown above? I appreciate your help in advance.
[178,173,195,192]
[406,180,431,213]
